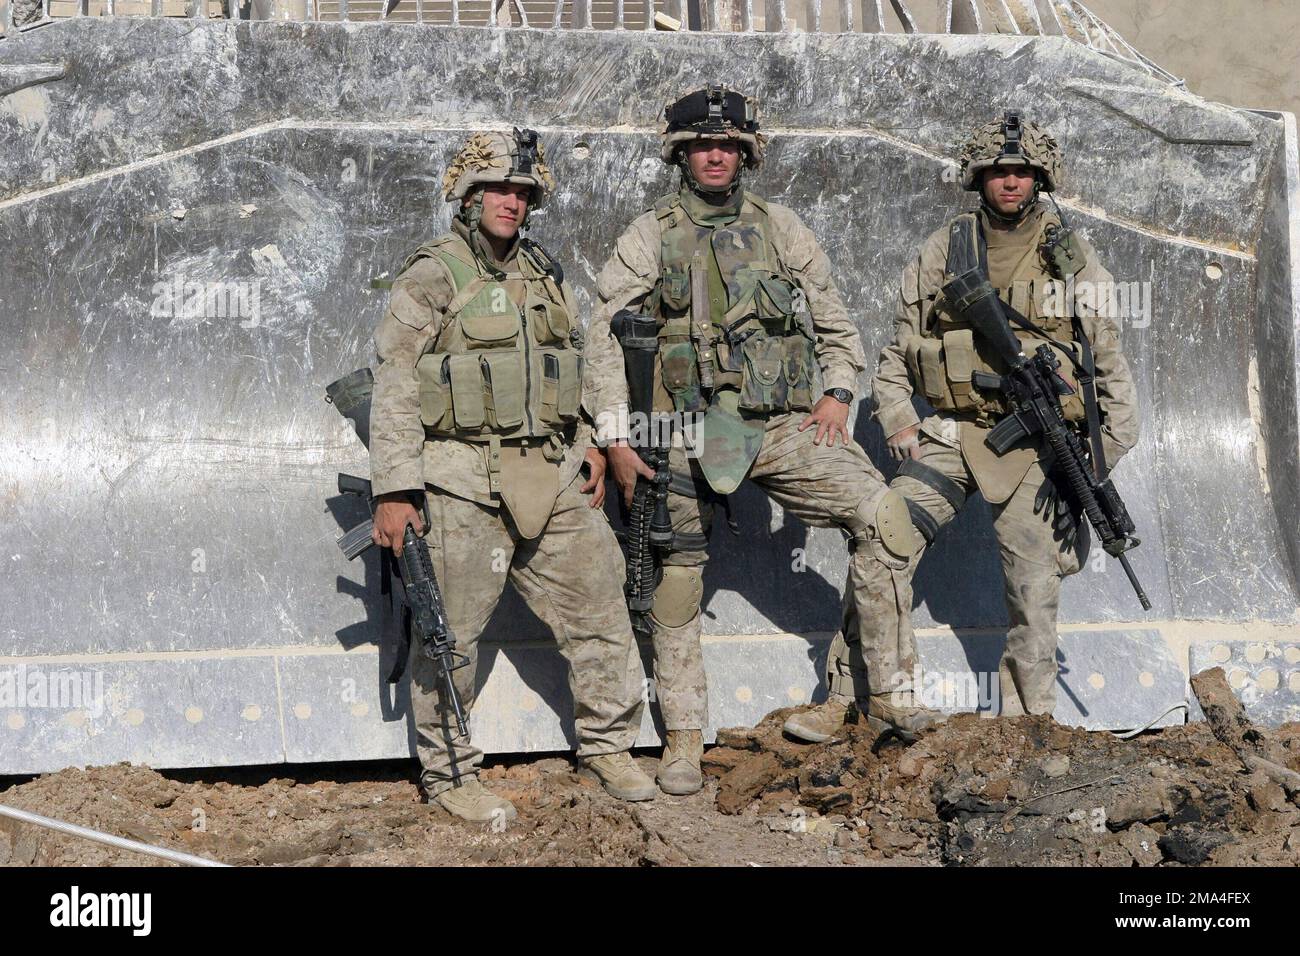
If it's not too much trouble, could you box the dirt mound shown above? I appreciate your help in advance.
[705,707,1300,866]
[0,756,851,867]
[0,759,665,867]
[6,699,1300,867]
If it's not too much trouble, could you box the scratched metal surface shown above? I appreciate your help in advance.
[0,21,1297,770]
[0,628,1194,774]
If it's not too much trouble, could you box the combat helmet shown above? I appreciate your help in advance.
[661,84,766,195]
[959,111,1062,221]
[443,128,557,214]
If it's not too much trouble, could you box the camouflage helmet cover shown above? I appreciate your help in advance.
[442,128,557,206]
[660,84,767,169]
[959,111,1062,192]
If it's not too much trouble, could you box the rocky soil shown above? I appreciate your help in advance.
[3,706,1299,867]
[707,707,1300,866]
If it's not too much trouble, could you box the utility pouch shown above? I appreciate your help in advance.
[480,351,525,430]
[1041,225,1087,280]
[785,335,816,412]
[526,286,570,346]
[448,354,487,430]
[537,348,581,426]
[738,333,788,413]
[660,340,708,413]
[755,275,796,328]
[416,352,455,433]
[459,309,520,349]
[660,265,691,312]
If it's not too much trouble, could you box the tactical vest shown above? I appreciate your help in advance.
[906,210,1087,424]
[649,191,816,416]
[410,234,583,441]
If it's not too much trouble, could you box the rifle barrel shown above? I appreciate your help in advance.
[1119,553,1152,611]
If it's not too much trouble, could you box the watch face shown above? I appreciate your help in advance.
[828,388,852,404]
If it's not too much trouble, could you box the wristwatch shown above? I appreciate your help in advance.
[824,388,853,405]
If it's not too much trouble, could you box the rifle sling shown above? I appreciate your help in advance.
[383,550,412,684]
[1072,314,1110,481]
[948,214,1087,377]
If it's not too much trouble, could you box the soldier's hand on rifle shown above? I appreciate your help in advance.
[373,494,425,557]
[607,442,655,509]
[580,447,608,509]
[799,396,852,447]
[886,424,923,461]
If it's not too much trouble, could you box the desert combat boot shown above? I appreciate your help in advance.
[783,694,854,743]
[866,692,947,742]
[656,729,704,795]
[582,751,657,801]
[435,775,519,824]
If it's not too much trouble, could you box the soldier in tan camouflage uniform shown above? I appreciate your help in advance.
[591,86,944,790]
[839,112,1141,718]
[369,129,655,822]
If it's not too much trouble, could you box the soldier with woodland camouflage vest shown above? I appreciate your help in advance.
[369,129,656,821]
[829,112,1140,720]
[590,86,944,791]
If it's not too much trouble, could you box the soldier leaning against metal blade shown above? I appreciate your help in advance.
[367,129,657,821]
[589,85,948,792]
[834,112,1141,720]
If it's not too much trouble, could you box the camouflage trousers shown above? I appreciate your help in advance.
[410,475,646,796]
[827,435,1084,716]
[652,411,908,730]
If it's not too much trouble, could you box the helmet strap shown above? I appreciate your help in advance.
[456,188,479,224]
[456,192,506,267]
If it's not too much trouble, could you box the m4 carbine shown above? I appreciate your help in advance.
[941,269,1152,611]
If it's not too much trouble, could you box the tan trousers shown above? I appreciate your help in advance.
[409,476,646,795]
[652,411,910,729]
[827,435,1084,715]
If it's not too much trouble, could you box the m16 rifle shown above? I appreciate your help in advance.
[326,368,470,736]
[610,310,674,637]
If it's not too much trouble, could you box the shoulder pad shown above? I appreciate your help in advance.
[418,234,460,255]
[744,191,769,215]
[435,233,474,263]
[402,233,468,272]
[652,193,683,224]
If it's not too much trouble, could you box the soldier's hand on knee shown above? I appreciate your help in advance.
[607,443,655,508]
[373,496,424,557]
[580,447,608,509]
[798,396,851,447]
[886,424,922,461]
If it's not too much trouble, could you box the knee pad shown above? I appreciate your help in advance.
[850,489,923,563]
[650,566,703,629]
